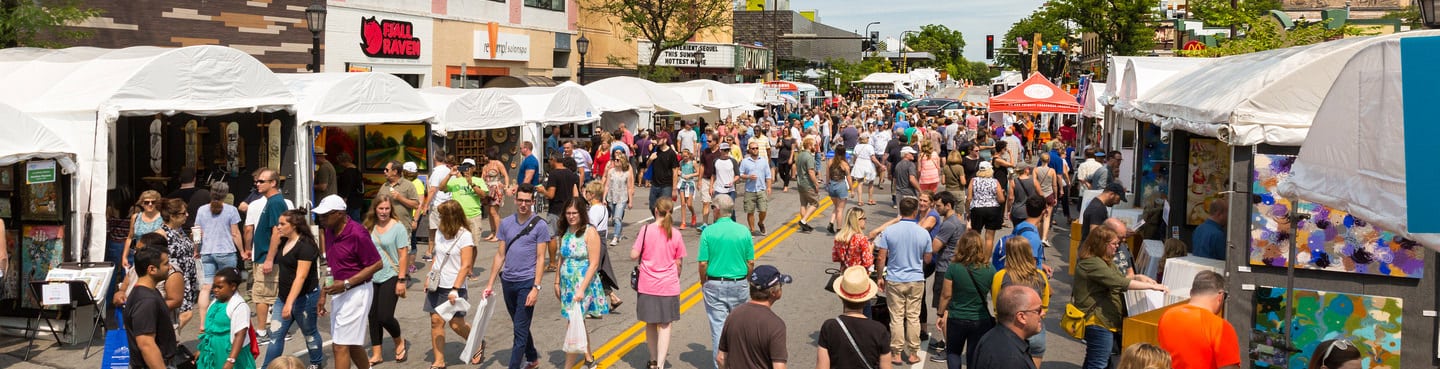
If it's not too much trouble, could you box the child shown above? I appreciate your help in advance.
[678,149,699,228]
[585,181,622,310]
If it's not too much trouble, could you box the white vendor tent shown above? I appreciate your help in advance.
[663,80,762,111]
[419,87,526,135]
[731,83,783,105]
[0,103,78,172]
[0,45,294,261]
[488,84,601,125]
[1121,32,1440,146]
[585,76,707,115]
[1277,33,1440,250]
[1112,57,1216,112]
[557,81,636,113]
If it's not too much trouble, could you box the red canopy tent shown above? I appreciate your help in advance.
[988,72,1081,113]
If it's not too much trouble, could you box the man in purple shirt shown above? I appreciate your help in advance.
[483,184,552,369]
[313,195,383,369]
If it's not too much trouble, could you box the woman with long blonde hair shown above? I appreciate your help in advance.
[831,207,873,270]
[991,236,1051,368]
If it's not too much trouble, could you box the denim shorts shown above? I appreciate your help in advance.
[826,180,849,198]
[200,252,238,285]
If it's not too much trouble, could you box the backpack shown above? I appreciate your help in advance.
[992,225,1040,270]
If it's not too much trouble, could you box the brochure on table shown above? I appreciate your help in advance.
[44,266,112,303]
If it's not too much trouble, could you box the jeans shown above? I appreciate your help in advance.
[502,279,540,369]
[945,318,995,369]
[1082,325,1120,369]
[649,186,673,217]
[261,288,324,368]
[702,280,749,369]
[609,201,627,241]
[886,281,925,356]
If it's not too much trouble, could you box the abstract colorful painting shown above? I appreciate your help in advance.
[1248,154,1424,278]
[364,124,428,171]
[1,230,17,301]
[1186,138,1230,225]
[20,225,63,308]
[1135,123,1170,208]
[1251,286,1402,369]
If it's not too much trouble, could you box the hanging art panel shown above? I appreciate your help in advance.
[1251,286,1402,369]
[19,225,63,309]
[364,125,428,171]
[1186,138,1230,225]
[1248,154,1424,278]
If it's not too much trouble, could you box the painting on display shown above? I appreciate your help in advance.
[19,225,63,308]
[1251,286,1402,369]
[1248,154,1425,278]
[364,125,427,171]
[22,181,62,222]
[1,230,17,301]
[0,165,12,191]
[1135,123,1170,206]
[1187,138,1231,225]
[319,126,363,169]
[362,173,387,199]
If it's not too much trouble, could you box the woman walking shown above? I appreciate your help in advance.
[365,196,410,366]
[425,201,477,368]
[776,132,795,192]
[968,162,1006,248]
[630,197,687,369]
[481,148,510,242]
[991,236,1051,368]
[941,148,968,215]
[555,198,608,368]
[825,147,852,234]
[851,134,879,205]
[917,142,942,193]
[159,198,200,331]
[261,210,325,369]
[604,151,635,246]
[1008,162,1038,227]
[1074,227,1169,369]
[121,190,164,269]
[194,183,243,329]
[195,267,255,369]
[937,230,996,369]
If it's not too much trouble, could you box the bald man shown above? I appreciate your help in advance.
[971,286,1044,369]
[1104,218,1155,283]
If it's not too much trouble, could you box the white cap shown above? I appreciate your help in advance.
[461,158,477,166]
[901,146,917,155]
[979,161,994,170]
[402,161,418,172]
[311,195,347,215]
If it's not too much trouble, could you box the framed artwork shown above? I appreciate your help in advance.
[363,124,428,171]
[1251,286,1402,369]
[1186,138,1230,225]
[19,225,64,309]
[1,230,17,300]
[361,173,387,199]
[559,124,574,138]
[0,165,12,191]
[578,124,592,137]
[319,126,363,169]
[22,181,61,222]
[1248,154,1424,278]
[0,197,10,218]
[1120,130,1136,149]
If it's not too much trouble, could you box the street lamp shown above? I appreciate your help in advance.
[576,34,590,84]
[304,0,326,72]
[1420,0,1438,28]
[692,50,706,80]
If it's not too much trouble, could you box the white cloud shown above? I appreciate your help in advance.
[788,0,1051,61]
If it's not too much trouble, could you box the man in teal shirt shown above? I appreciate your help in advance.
[697,195,754,369]
[251,168,290,344]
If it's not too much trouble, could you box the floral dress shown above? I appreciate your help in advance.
[164,225,199,313]
[559,231,610,318]
[832,234,875,270]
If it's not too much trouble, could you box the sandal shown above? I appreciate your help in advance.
[369,360,383,367]
[394,338,409,362]
[648,360,659,369]
[469,340,486,365]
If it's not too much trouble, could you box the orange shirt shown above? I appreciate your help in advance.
[1157,304,1241,369]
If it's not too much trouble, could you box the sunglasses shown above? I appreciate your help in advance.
[1322,338,1354,364]
[254,179,272,184]
[142,201,156,205]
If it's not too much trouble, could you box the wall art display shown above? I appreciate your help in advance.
[1251,286,1402,369]
[0,165,12,191]
[1187,138,1231,225]
[20,225,64,308]
[1,230,17,301]
[364,125,427,171]
[1135,123,1170,208]
[22,181,62,222]
[362,173,387,199]
[1248,154,1424,278]
[319,126,363,169]
[0,197,9,219]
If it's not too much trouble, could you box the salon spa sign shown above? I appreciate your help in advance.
[360,17,422,59]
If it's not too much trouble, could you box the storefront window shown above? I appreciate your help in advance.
[524,0,563,11]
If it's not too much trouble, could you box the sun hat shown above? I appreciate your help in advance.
[832,266,879,303]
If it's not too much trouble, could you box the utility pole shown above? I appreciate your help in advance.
[1030,33,1042,75]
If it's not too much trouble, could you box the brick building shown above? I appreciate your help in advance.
[64,0,317,72]
[732,9,861,78]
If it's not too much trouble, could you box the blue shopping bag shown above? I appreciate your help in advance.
[100,308,129,369]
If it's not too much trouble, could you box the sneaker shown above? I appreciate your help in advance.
[751,230,764,237]
[758,224,766,234]
[798,222,813,233]
[697,225,707,232]
[609,238,618,246]
[827,223,837,234]
[257,334,272,346]
[524,360,541,369]
[929,340,947,351]
[920,331,930,342]
[929,352,947,363]
[678,223,686,230]
[307,364,322,369]
[286,332,295,341]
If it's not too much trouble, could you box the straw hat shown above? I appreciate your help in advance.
[832,266,879,302]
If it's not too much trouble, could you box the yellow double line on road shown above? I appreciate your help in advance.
[591,196,836,368]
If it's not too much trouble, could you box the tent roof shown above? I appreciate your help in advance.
[0,45,292,121]
[858,73,909,84]
[1109,57,1215,109]
[278,72,434,125]
[418,87,526,134]
[586,76,706,115]
[1082,82,1106,118]
[765,80,820,93]
[1277,34,1440,250]
[663,80,761,110]
[488,84,600,125]
[0,102,77,173]
[1123,31,1440,145]
[554,81,638,113]
[991,70,1023,86]
[988,72,1080,113]
[730,83,784,105]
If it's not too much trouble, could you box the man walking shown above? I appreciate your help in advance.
[794,137,821,232]
[251,168,290,344]
[649,133,682,217]
[716,265,792,369]
[125,246,177,369]
[928,191,966,362]
[895,146,920,200]
[971,286,1045,369]
[740,142,773,236]
[710,142,740,225]
[697,195,754,368]
[484,184,551,369]
[539,157,579,272]
[313,195,384,369]
[1158,271,1240,369]
[876,197,932,365]
[1081,183,1127,241]
[699,136,721,227]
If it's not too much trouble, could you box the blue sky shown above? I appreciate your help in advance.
[788,0,1050,62]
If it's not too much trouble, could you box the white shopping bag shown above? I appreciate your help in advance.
[461,296,499,361]
[562,305,588,354]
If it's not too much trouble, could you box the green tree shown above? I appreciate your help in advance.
[587,0,732,79]
[1049,0,1157,56]
[0,0,99,48]
[999,6,1072,71]
[1381,5,1422,29]
[1177,18,1344,57]
[1188,0,1282,32]
[902,24,967,70]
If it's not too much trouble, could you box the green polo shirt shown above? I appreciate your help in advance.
[697,217,755,279]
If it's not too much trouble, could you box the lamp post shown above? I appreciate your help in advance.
[693,50,706,80]
[1420,0,1438,28]
[576,34,590,84]
[304,0,326,72]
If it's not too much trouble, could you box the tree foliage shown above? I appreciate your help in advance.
[1188,0,1282,32]
[1381,5,1422,30]
[587,0,732,78]
[0,0,99,48]
[1176,18,1344,57]
[902,24,966,69]
[999,7,1072,71]
[1049,0,1156,56]
[827,56,894,95]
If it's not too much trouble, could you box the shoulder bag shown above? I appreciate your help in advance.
[630,225,649,290]
[834,317,874,369]
[963,266,996,320]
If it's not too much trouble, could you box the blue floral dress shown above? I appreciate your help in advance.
[559,231,610,318]
[164,225,199,313]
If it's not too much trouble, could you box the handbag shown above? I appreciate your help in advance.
[1061,303,1098,340]
[426,236,460,293]
[630,225,649,290]
[822,268,842,293]
[835,317,874,369]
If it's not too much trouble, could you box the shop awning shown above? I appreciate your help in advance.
[988,72,1081,113]
[419,87,526,134]
[278,72,434,125]
[585,76,707,115]
[0,102,77,172]
[489,84,601,125]
[483,75,560,88]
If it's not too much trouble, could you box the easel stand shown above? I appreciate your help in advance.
[25,279,104,360]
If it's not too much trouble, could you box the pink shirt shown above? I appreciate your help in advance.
[632,224,688,296]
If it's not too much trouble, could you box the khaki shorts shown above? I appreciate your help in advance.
[798,185,819,207]
[250,267,278,305]
[743,191,769,213]
[698,179,713,203]
[468,214,487,245]
[428,207,442,230]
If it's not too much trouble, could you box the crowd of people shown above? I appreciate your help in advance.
[104,99,1369,369]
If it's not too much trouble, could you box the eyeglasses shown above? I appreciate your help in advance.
[1322,338,1354,364]
[565,211,580,215]
[255,179,272,184]
[1020,308,1044,317]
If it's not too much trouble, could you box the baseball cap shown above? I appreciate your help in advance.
[461,158,477,166]
[402,161,418,173]
[718,142,731,150]
[749,265,793,290]
[978,161,994,171]
[311,195,347,215]
[1104,183,1128,202]
[900,146,917,155]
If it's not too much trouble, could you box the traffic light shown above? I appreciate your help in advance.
[869,31,880,51]
[986,35,995,59]
[862,39,873,52]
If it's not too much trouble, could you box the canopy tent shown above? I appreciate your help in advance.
[278,72,434,125]
[1081,82,1105,118]
[1276,34,1440,250]
[419,87,527,135]
[991,70,1023,87]
[488,84,601,125]
[730,83,784,105]
[663,80,762,111]
[858,72,909,84]
[1110,57,1216,112]
[0,102,78,172]
[1121,31,1440,146]
[585,76,707,115]
[0,45,294,261]
[557,81,637,113]
[988,72,1081,113]
[765,80,820,95]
